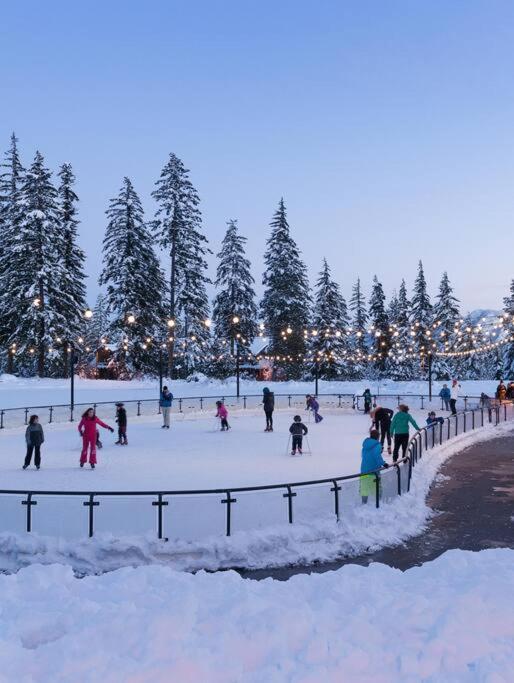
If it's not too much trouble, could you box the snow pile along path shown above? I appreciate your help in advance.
[1,549,513,681]
[0,421,511,574]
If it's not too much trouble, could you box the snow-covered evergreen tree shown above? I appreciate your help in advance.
[389,279,415,379]
[432,272,460,378]
[410,261,432,376]
[260,199,310,376]
[212,219,258,353]
[2,152,66,376]
[503,279,514,376]
[310,259,350,379]
[368,276,390,375]
[0,133,25,360]
[99,177,166,373]
[152,153,211,376]
[54,163,87,374]
[348,277,368,377]
[454,315,485,379]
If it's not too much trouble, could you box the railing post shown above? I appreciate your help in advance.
[137,401,141,416]
[472,410,475,430]
[83,494,99,538]
[420,395,424,409]
[152,494,169,539]
[179,398,183,413]
[432,425,435,448]
[21,493,37,532]
[24,408,29,425]
[288,396,291,408]
[221,491,237,536]
[463,413,467,433]
[70,405,74,422]
[374,474,380,508]
[331,480,341,521]
[49,406,53,424]
[200,397,203,410]
[439,421,443,445]
[243,396,247,409]
[283,485,296,523]
[0,410,4,429]
[395,463,401,495]
[464,396,468,410]
[407,455,412,490]
[338,395,342,408]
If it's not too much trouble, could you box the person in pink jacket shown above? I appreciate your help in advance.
[78,408,114,468]
[215,400,230,431]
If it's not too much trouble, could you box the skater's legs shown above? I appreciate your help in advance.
[291,435,302,453]
[80,436,89,464]
[89,438,97,465]
[24,445,34,468]
[400,433,409,458]
[392,435,401,462]
[34,445,41,468]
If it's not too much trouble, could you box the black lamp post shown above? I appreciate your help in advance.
[232,316,241,398]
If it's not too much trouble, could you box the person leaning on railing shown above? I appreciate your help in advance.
[360,428,389,504]
[390,405,420,463]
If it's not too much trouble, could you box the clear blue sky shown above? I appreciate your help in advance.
[1,0,513,312]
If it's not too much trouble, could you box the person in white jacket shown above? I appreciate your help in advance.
[450,379,461,415]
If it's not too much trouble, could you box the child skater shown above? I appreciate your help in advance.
[78,408,114,468]
[306,395,323,423]
[215,400,230,431]
[360,428,388,504]
[23,415,44,470]
[289,415,308,455]
[115,402,128,445]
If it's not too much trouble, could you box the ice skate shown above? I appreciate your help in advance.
[80,462,84,468]
[90,463,95,469]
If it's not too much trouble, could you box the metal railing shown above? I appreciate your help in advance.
[0,403,511,543]
[0,392,487,429]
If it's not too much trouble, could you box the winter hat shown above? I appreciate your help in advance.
[115,402,124,407]
[263,387,270,394]
[293,415,302,422]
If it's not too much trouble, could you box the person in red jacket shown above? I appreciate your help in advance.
[215,400,230,431]
[78,408,114,468]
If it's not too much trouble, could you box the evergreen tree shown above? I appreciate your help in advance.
[212,219,258,353]
[389,279,415,379]
[1,152,66,376]
[310,259,350,379]
[260,199,310,376]
[152,153,211,375]
[368,276,391,375]
[99,177,166,373]
[503,279,514,376]
[0,133,25,361]
[454,315,485,379]
[348,277,368,377]
[432,272,460,378]
[410,261,432,376]
[55,163,87,375]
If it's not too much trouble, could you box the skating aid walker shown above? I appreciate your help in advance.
[285,434,312,457]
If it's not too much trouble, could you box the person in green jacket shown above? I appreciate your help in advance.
[390,404,419,463]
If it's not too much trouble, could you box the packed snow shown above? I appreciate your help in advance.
[0,548,513,681]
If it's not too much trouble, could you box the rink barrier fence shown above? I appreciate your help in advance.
[0,403,511,540]
[0,392,490,429]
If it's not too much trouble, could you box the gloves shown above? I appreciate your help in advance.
[109,427,114,433]
[382,462,389,468]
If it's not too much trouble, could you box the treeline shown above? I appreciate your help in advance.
[0,133,512,381]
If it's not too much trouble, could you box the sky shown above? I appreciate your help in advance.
[1,0,513,313]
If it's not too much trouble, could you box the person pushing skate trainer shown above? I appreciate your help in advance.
[289,415,308,455]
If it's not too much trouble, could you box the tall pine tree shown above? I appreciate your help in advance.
[310,259,350,379]
[212,219,257,353]
[368,276,391,375]
[2,152,66,376]
[389,279,414,379]
[260,199,310,376]
[348,277,368,377]
[99,177,166,373]
[503,279,514,376]
[411,260,432,377]
[432,271,460,379]
[152,153,211,375]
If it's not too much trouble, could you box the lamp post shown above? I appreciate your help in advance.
[69,308,93,417]
[232,316,241,398]
[428,351,433,402]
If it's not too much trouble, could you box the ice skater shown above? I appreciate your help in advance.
[115,402,128,445]
[23,415,44,470]
[160,385,173,429]
[439,384,451,411]
[362,388,372,414]
[306,395,323,423]
[289,415,308,455]
[426,411,444,427]
[359,429,388,504]
[450,379,461,416]
[371,405,394,454]
[262,387,275,432]
[390,404,419,463]
[78,408,114,468]
[215,400,230,431]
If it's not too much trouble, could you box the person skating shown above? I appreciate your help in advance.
[450,379,460,415]
[115,402,128,445]
[359,429,388,504]
[390,404,419,463]
[506,382,514,401]
[439,384,451,411]
[160,385,173,429]
[215,400,230,431]
[306,395,323,423]
[262,387,275,432]
[289,415,308,455]
[362,388,372,414]
[371,406,394,454]
[78,408,114,469]
[426,411,444,426]
[23,415,44,470]
[496,380,507,403]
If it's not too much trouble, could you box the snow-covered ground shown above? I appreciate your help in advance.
[1,548,513,681]
[0,374,502,410]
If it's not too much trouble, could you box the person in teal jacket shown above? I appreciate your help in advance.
[360,429,388,503]
[390,405,419,462]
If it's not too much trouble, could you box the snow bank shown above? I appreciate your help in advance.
[1,421,511,574]
[0,548,513,681]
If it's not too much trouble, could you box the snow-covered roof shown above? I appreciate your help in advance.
[250,336,270,356]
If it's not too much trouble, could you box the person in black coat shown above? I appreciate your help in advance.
[289,415,308,455]
[262,387,275,432]
[371,406,394,454]
[115,402,128,445]
[23,415,44,469]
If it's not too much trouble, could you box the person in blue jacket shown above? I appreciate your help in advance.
[426,411,444,427]
[159,385,173,429]
[360,429,389,504]
[439,384,451,411]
